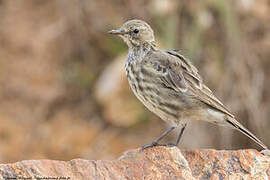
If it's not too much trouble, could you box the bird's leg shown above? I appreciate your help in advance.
[157,123,187,147]
[174,123,187,146]
[141,126,176,150]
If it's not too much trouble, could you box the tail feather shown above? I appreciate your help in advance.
[226,117,268,150]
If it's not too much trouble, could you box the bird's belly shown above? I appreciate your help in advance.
[131,85,179,125]
[125,62,209,126]
[126,65,183,126]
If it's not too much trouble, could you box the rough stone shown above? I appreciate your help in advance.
[0,146,269,180]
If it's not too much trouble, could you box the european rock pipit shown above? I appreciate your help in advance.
[108,19,268,150]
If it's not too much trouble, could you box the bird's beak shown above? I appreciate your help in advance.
[108,29,126,35]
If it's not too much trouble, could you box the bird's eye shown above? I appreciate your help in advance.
[133,29,139,34]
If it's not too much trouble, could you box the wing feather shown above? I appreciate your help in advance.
[146,50,234,118]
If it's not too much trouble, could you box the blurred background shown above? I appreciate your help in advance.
[0,0,269,163]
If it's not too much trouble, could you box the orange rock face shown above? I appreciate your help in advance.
[0,147,269,180]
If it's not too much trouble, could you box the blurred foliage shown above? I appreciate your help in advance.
[0,0,269,163]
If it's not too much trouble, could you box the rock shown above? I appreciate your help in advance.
[0,147,269,180]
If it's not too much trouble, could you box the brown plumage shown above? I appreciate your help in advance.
[108,19,268,150]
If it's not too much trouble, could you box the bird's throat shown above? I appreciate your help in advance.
[127,42,155,63]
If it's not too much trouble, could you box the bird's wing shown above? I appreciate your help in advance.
[145,50,234,118]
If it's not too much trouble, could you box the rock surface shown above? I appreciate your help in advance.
[0,146,269,180]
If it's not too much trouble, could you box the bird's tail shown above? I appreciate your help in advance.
[226,116,268,150]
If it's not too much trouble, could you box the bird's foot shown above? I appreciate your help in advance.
[260,149,270,156]
[158,143,177,147]
[141,142,176,150]
[141,141,159,150]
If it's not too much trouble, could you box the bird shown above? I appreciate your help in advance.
[108,19,268,150]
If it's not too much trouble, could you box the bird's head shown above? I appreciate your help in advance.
[108,19,155,48]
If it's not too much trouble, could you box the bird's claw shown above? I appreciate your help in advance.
[158,143,176,147]
[141,141,159,150]
[260,149,270,156]
[141,142,176,150]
